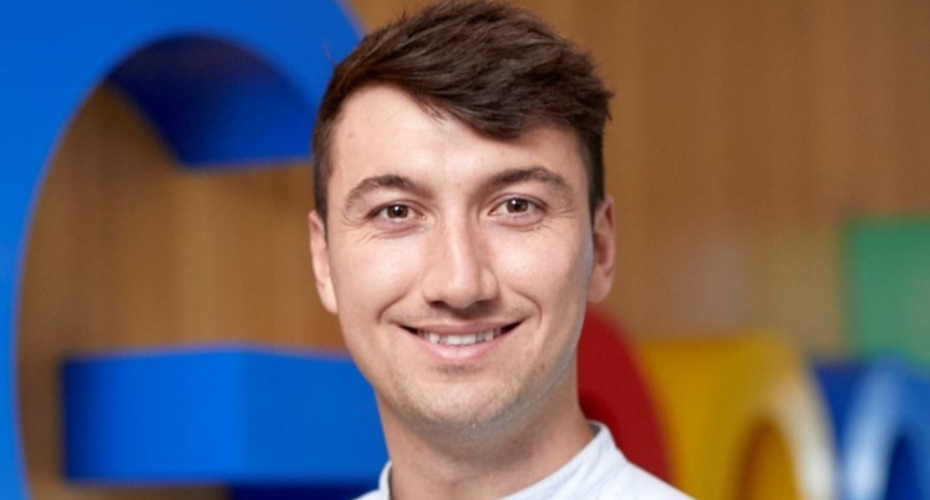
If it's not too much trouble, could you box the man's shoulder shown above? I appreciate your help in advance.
[597,462,694,500]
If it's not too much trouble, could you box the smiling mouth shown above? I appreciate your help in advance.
[406,323,519,347]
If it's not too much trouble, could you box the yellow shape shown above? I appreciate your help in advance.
[636,334,835,500]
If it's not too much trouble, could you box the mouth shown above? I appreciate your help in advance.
[404,323,519,347]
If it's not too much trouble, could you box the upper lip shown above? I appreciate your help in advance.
[403,321,519,336]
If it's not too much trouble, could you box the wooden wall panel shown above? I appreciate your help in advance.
[350,0,930,354]
[17,1,930,498]
[18,87,341,500]
[354,0,930,355]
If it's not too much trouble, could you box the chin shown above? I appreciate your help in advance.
[404,388,533,439]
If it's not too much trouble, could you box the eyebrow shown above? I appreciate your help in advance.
[344,174,428,212]
[485,166,571,195]
[343,166,571,211]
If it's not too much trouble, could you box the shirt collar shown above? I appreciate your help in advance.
[375,421,627,500]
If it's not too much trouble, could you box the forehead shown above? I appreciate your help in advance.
[328,85,587,191]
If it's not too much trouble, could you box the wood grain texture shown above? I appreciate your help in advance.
[17,0,930,498]
[18,86,340,500]
[348,0,930,352]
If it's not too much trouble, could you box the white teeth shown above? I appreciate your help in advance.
[449,334,474,346]
[416,328,502,346]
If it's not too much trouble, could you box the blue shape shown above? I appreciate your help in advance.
[231,486,373,500]
[885,439,920,500]
[815,360,930,500]
[63,347,386,486]
[109,36,316,165]
[0,1,359,498]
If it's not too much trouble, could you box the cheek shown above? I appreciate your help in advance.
[494,229,592,300]
[330,238,422,319]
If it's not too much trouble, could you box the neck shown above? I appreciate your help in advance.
[380,376,593,500]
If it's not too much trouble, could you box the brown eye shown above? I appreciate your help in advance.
[385,204,410,218]
[489,196,544,225]
[505,198,530,213]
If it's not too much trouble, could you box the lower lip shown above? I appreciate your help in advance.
[409,328,513,364]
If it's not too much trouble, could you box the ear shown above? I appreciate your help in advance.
[587,196,616,303]
[308,211,339,314]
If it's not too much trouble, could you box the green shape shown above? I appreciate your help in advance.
[845,217,930,365]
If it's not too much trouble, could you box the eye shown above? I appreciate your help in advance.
[490,196,545,226]
[506,198,531,213]
[495,197,538,214]
[370,203,424,232]
[381,204,411,219]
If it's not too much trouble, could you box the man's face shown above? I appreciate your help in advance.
[309,85,614,436]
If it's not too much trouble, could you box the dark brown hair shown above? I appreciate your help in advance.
[312,0,612,223]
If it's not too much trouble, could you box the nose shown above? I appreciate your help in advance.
[420,217,499,310]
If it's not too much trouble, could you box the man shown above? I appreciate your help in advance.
[308,1,693,499]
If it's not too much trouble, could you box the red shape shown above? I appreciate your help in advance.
[578,309,671,480]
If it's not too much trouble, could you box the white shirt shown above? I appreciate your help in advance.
[354,423,693,500]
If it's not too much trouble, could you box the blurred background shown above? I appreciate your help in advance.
[12,0,930,499]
